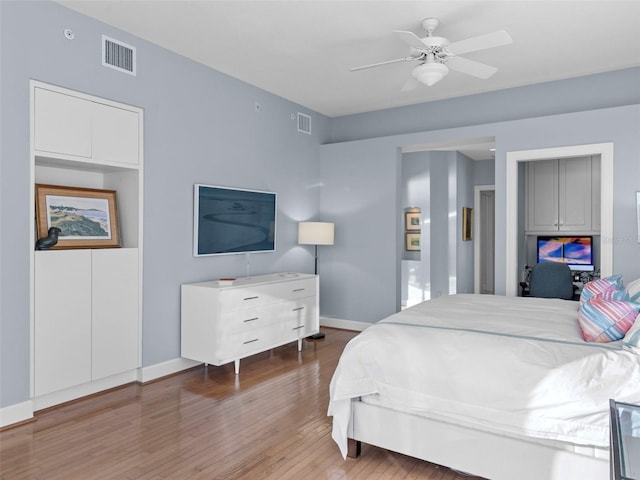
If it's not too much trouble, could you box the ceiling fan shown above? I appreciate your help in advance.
[350,18,512,89]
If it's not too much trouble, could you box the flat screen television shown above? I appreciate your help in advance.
[194,184,276,256]
[536,236,593,272]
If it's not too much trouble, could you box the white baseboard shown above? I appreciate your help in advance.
[0,400,34,428]
[139,357,201,383]
[320,316,370,332]
[33,370,138,411]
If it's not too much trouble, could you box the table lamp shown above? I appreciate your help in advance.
[298,222,334,275]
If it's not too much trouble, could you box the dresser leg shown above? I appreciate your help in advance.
[234,359,240,375]
[298,338,303,351]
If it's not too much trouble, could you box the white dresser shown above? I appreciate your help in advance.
[181,273,319,374]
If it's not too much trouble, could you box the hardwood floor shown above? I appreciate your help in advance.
[0,328,483,480]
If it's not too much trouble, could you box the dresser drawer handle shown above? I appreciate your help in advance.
[292,288,305,293]
[243,296,259,301]
[292,325,305,331]
[243,317,259,323]
[292,306,305,311]
[243,338,259,345]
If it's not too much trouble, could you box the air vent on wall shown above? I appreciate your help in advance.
[297,113,311,135]
[102,35,136,76]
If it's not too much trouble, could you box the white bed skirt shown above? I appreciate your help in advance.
[349,399,610,480]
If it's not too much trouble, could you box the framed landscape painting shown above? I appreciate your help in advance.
[405,232,421,252]
[35,184,120,249]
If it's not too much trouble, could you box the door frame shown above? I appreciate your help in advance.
[474,185,495,294]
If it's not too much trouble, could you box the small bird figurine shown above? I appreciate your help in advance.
[35,227,62,250]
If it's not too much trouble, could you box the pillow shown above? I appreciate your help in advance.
[626,278,640,303]
[622,313,640,350]
[580,275,624,304]
[590,288,630,303]
[577,296,640,343]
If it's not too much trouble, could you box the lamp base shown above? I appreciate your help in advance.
[307,332,325,340]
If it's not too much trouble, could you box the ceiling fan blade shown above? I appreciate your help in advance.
[447,56,498,79]
[349,56,418,72]
[393,30,428,50]
[447,30,512,55]
[401,76,419,92]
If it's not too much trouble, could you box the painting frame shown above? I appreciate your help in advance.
[405,232,421,252]
[462,206,473,241]
[35,184,120,249]
[405,211,421,231]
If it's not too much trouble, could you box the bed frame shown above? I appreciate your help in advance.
[346,399,610,480]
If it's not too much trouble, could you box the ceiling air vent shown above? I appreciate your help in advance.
[102,35,136,76]
[297,113,311,135]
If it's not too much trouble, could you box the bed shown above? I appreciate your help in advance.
[328,294,640,480]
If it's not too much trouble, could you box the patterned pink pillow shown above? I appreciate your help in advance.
[580,275,623,304]
[578,296,640,343]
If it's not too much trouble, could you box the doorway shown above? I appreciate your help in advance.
[505,143,613,296]
[474,186,495,294]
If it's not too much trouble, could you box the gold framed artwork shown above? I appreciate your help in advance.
[462,206,473,241]
[405,232,421,251]
[35,184,120,249]
[405,211,421,231]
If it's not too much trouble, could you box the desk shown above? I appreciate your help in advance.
[610,399,640,479]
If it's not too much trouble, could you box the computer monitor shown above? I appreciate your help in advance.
[536,236,594,272]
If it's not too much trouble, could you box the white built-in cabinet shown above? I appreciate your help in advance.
[34,86,139,165]
[34,249,138,396]
[526,156,600,233]
[181,273,319,374]
[30,81,143,408]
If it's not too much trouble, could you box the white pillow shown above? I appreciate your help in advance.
[622,312,640,350]
[626,278,640,303]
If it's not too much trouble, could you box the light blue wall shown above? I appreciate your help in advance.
[329,68,640,143]
[318,104,640,323]
[316,141,402,322]
[0,1,329,408]
[456,152,474,294]
[474,159,495,186]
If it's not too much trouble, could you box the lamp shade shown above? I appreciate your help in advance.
[412,62,449,86]
[298,222,334,245]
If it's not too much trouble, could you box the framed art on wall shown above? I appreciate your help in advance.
[405,232,421,251]
[35,184,120,249]
[462,206,473,241]
[405,211,421,231]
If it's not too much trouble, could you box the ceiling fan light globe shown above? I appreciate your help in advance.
[412,63,449,86]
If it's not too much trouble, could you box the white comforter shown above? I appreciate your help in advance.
[328,294,640,459]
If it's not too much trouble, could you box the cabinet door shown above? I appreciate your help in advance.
[526,160,559,231]
[559,156,592,232]
[92,103,139,165]
[34,88,92,158]
[34,250,92,396]
[91,249,139,380]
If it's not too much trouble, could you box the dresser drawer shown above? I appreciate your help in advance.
[217,326,278,360]
[218,304,281,336]
[219,296,317,335]
[218,278,317,311]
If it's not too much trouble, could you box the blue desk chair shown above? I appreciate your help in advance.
[528,262,575,300]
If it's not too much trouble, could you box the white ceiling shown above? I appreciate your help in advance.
[55,0,640,118]
[54,1,640,160]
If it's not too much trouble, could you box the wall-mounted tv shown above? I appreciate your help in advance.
[194,184,276,256]
[536,236,593,271]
